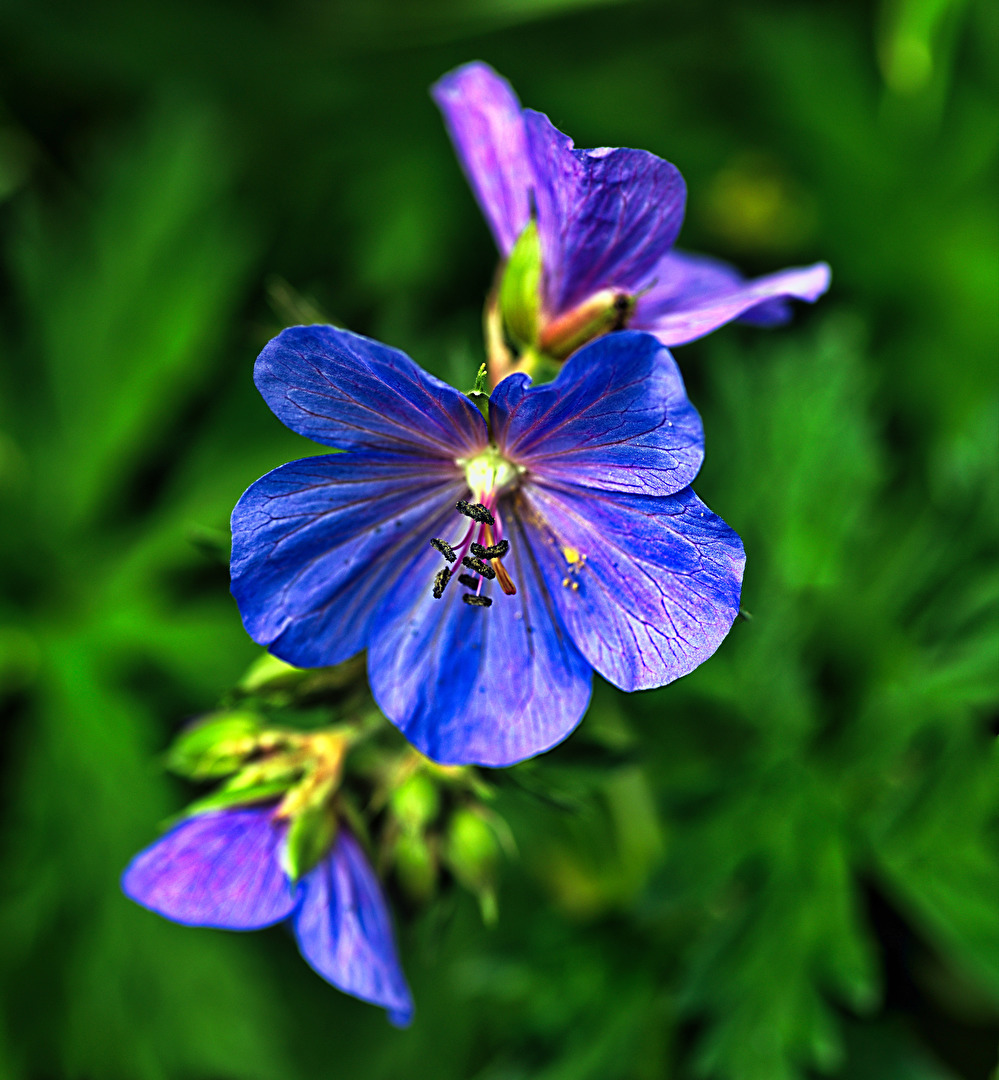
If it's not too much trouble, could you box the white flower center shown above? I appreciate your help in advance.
[458,446,523,501]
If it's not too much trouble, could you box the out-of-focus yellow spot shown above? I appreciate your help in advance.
[700,154,816,254]
[562,545,581,564]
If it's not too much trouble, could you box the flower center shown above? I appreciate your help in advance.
[427,447,521,608]
[458,445,522,502]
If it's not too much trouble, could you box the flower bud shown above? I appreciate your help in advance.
[392,831,438,904]
[390,771,440,833]
[166,711,263,780]
[444,807,501,924]
[538,289,634,360]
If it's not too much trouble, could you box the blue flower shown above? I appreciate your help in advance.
[122,806,414,1025]
[230,324,745,767]
[432,62,830,353]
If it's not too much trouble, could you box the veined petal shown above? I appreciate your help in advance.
[368,502,592,767]
[121,808,297,929]
[490,330,703,497]
[431,62,533,256]
[524,483,744,692]
[525,110,686,315]
[231,454,465,667]
[255,325,488,458]
[294,831,414,1025]
[633,251,831,345]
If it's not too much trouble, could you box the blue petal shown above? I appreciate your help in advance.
[490,330,703,498]
[523,482,744,691]
[368,501,592,767]
[431,62,533,256]
[121,809,298,929]
[633,251,831,345]
[231,454,465,667]
[255,325,487,458]
[294,830,414,1025]
[525,110,686,315]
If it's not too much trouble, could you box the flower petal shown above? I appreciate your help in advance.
[368,502,592,767]
[121,808,297,929]
[633,250,831,345]
[294,830,414,1025]
[490,330,703,497]
[524,482,744,692]
[524,109,686,315]
[255,325,487,458]
[231,454,465,668]
[431,62,533,256]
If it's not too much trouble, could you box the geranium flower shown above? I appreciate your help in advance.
[432,62,830,364]
[122,807,414,1025]
[229,324,744,767]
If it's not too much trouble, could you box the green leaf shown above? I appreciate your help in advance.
[282,801,338,882]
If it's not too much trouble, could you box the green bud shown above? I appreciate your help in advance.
[445,807,501,923]
[390,772,440,832]
[392,831,437,904]
[282,800,338,882]
[498,220,542,348]
[179,778,293,820]
[237,652,310,694]
[166,712,262,779]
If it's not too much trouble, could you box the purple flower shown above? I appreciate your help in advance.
[122,807,414,1025]
[432,62,830,353]
[229,324,745,768]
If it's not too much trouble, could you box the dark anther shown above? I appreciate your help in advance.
[471,539,509,560]
[432,567,452,599]
[430,537,456,563]
[462,555,496,580]
[463,594,493,607]
[455,499,495,526]
[458,574,480,589]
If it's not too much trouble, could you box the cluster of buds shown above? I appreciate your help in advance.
[168,654,513,916]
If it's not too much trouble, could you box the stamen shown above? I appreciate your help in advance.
[462,555,496,580]
[471,539,509,560]
[455,499,495,525]
[458,573,480,589]
[430,537,457,563]
[462,594,493,607]
[432,567,452,599]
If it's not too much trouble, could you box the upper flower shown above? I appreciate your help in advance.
[432,62,830,371]
[230,324,745,768]
[122,806,414,1025]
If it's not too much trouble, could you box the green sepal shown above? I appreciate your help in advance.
[282,800,338,882]
[165,711,263,780]
[498,219,542,348]
[176,778,293,822]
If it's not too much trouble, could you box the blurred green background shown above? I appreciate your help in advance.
[0,0,996,1077]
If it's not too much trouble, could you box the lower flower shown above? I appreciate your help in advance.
[122,806,413,1026]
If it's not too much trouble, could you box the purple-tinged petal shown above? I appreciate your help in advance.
[524,483,744,692]
[294,831,414,1025]
[122,808,297,929]
[231,454,465,668]
[633,250,831,346]
[524,110,686,315]
[491,330,703,498]
[368,501,592,767]
[255,325,488,459]
[432,62,533,256]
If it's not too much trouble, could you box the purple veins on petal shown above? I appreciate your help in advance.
[432,61,830,351]
[489,331,703,498]
[431,62,533,256]
[294,831,414,1026]
[121,808,298,930]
